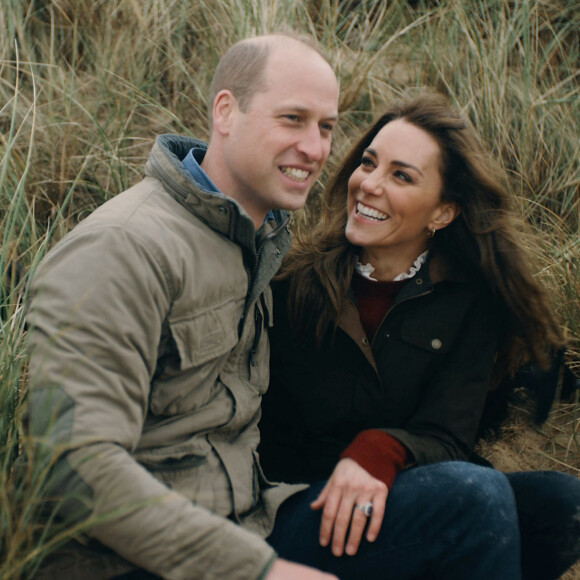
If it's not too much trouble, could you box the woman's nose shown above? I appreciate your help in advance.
[360,174,382,196]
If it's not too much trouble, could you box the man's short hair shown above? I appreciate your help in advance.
[208,32,326,119]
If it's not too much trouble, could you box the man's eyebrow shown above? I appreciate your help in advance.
[277,105,338,121]
[364,148,424,177]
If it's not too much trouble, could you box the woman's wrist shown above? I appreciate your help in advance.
[340,430,409,489]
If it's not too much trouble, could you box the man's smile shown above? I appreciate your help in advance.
[281,166,310,182]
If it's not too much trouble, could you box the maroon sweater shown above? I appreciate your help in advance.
[340,273,410,488]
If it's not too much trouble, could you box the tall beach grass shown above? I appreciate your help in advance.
[1,0,578,576]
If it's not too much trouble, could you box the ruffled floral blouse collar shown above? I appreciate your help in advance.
[355,250,428,282]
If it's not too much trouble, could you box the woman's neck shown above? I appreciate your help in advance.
[359,245,428,282]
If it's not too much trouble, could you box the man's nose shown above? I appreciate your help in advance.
[296,124,327,162]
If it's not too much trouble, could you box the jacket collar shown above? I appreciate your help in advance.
[144,134,290,255]
[338,250,470,372]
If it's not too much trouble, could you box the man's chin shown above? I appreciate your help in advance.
[267,191,305,212]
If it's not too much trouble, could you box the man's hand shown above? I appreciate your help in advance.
[310,458,388,557]
[265,558,339,579]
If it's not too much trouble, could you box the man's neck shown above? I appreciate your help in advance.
[200,147,268,230]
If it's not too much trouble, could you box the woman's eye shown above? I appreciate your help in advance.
[360,156,375,167]
[394,170,411,182]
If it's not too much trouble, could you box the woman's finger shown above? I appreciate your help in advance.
[329,493,358,556]
[311,458,389,555]
[310,480,331,511]
[316,483,342,548]
[343,498,374,556]
[366,490,387,543]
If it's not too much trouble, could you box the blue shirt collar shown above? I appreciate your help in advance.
[182,147,222,194]
[182,147,275,222]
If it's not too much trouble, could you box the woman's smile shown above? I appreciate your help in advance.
[355,201,389,222]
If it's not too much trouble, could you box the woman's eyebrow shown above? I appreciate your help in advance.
[366,146,424,177]
[391,160,424,177]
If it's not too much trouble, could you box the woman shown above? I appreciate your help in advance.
[260,93,580,579]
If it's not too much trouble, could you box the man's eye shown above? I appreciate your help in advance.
[284,114,299,122]
[320,123,335,134]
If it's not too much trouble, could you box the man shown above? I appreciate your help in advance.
[25,33,339,580]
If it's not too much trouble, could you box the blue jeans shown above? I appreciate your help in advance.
[507,470,580,580]
[50,466,580,580]
[268,461,522,580]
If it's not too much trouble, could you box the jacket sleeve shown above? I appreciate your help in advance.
[378,285,502,465]
[339,430,408,488]
[27,225,276,580]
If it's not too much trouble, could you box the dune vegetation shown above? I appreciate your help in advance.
[0,0,578,577]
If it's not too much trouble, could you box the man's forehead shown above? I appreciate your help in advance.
[262,49,338,93]
[266,37,330,67]
[244,36,338,116]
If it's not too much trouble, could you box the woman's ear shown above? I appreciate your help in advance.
[431,202,460,232]
[211,89,237,136]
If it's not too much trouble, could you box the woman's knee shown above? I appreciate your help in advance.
[387,462,519,561]
[392,461,517,529]
[407,461,514,505]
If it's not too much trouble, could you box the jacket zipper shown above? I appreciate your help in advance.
[249,306,262,369]
[366,286,434,349]
[251,214,290,281]
[245,215,290,368]
[343,286,433,381]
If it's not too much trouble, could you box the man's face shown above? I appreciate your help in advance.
[216,42,339,227]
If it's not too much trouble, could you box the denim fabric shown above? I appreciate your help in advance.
[267,461,522,580]
[61,466,580,580]
[506,470,580,580]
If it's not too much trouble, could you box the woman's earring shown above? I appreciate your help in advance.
[427,227,436,238]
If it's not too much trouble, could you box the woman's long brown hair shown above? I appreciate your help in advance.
[278,92,563,378]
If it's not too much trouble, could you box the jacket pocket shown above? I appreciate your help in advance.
[137,441,209,469]
[169,296,238,368]
[399,318,455,354]
[141,453,206,472]
[137,443,230,513]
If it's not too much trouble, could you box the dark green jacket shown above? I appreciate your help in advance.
[259,255,502,484]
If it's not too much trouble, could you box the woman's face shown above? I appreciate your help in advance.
[345,119,455,269]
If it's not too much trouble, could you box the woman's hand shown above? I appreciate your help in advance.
[310,458,388,557]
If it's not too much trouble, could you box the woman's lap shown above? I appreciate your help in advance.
[268,461,522,580]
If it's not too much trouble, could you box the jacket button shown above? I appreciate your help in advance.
[431,338,442,350]
[218,206,226,214]
[415,278,423,285]
[362,337,369,346]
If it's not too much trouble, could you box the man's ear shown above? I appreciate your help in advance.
[431,202,460,232]
[212,90,237,136]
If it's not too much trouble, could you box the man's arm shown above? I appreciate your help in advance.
[27,225,276,579]
[265,559,338,579]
